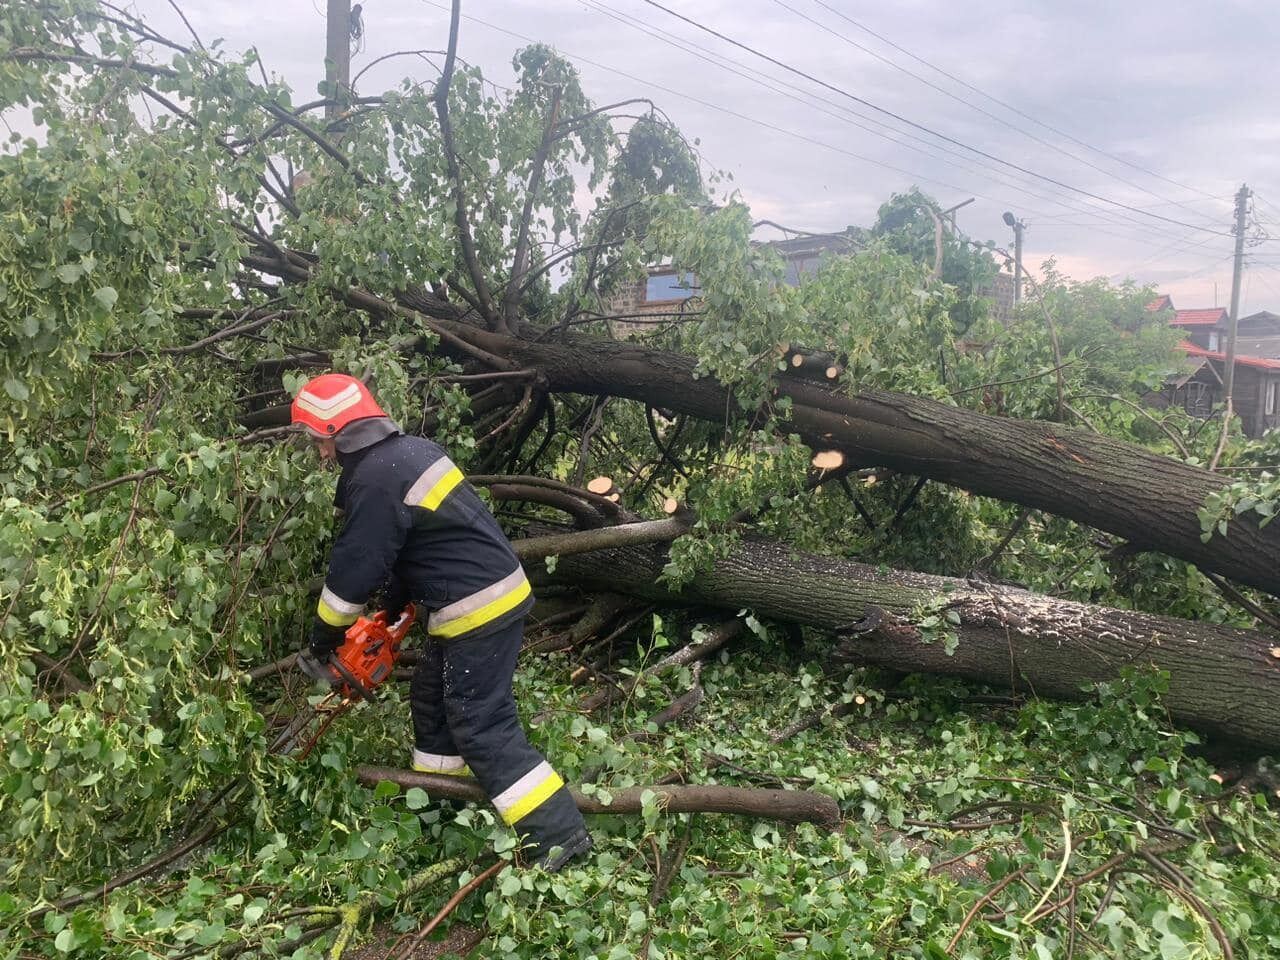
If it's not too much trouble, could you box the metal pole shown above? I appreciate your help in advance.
[1013,220,1024,305]
[325,0,351,121]
[1222,184,1251,405]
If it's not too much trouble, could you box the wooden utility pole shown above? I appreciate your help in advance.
[1222,184,1251,405]
[1002,211,1025,304]
[324,0,351,121]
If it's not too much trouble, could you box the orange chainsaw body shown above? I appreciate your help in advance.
[328,605,417,699]
[269,604,418,758]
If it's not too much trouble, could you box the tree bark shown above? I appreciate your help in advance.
[546,538,1280,749]
[429,327,1280,597]
[355,767,841,826]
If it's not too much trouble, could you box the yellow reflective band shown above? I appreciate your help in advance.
[418,465,463,511]
[502,769,564,825]
[317,596,359,627]
[430,576,531,639]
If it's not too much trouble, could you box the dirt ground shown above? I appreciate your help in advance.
[346,922,485,960]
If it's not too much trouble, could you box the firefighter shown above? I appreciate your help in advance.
[291,373,592,871]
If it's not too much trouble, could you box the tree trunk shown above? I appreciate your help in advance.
[430,325,1280,597]
[545,537,1280,749]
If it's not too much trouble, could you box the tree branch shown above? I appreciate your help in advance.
[433,0,501,330]
[356,768,841,826]
[502,86,562,326]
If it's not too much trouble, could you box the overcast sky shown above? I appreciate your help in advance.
[133,0,1280,314]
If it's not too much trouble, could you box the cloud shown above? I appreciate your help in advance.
[125,0,1280,313]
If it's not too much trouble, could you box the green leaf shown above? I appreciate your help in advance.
[55,263,81,284]
[195,921,226,946]
[54,928,77,953]
[92,286,118,310]
[405,787,429,810]
[3,378,29,402]
[499,873,522,897]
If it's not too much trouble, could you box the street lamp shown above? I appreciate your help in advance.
[1002,211,1025,305]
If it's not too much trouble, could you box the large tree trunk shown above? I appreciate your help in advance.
[546,536,1280,749]
[441,326,1280,597]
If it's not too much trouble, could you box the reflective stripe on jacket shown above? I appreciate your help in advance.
[317,434,532,641]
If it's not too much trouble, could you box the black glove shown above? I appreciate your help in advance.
[308,617,346,661]
[381,580,411,621]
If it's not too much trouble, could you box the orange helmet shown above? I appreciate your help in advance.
[291,373,387,438]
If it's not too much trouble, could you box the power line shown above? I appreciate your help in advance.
[586,0,1213,245]
[432,2,1207,253]
[805,0,1223,204]
[640,0,1233,237]
[584,0,1181,241]
[767,0,1222,228]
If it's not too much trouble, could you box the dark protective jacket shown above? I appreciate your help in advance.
[315,434,532,641]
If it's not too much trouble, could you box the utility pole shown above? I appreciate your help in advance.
[1002,211,1025,304]
[325,0,351,121]
[1222,183,1251,407]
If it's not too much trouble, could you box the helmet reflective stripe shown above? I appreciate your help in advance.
[291,373,387,437]
[318,585,362,627]
[411,749,471,776]
[404,457,464,511]
[427,567,531,639]
[492,760,564,825]
[296,382,363,420]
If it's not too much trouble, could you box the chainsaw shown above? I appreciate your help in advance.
[269,604,417,758]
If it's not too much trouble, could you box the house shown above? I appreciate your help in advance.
[1150,294,1280,436]
[606,224,1016,336]
[605,228,863,337]
[1171,308,1228,351]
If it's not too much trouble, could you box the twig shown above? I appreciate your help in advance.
[1020,819,1072,924]
[1209,397,1233,472]
[27,821,225,921]
[386,860,505,960]
[47,467,162,512]
[977,508,1032,573]
[1067,393,1191,459]
[1205,572,1280,632]
[946,864,1031,952]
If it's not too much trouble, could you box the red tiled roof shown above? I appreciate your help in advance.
[1171,308,1227,327]
[1179,340,1280,371]
[1146,294,1173,312]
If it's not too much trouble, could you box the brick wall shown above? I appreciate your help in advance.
[606,278,701,339]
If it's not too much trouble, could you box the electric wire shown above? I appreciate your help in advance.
[586,0,1204,245]
[768,0,1222,228]
[640,0,1233,236]
[805,0,1223,203]
[583,0,1175,241]
[434,2,1216,253]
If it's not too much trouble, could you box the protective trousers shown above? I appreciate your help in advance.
[408,618,587,860]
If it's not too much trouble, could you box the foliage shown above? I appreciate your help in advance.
[0,4,1276,959]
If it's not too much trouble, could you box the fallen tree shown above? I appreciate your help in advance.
[242,299,1280,597]
[545,535,1280,749]
[439,322,1280,597]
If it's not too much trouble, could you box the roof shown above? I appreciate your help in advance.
[1178,340,1280,371]
[1171,308,1227,327]
[1146,294,1174,312]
